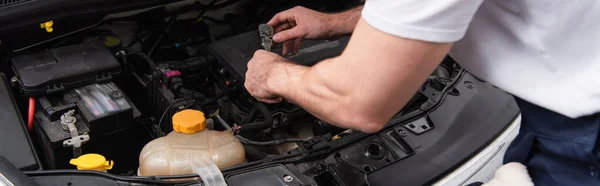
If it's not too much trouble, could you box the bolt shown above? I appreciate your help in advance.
[63,116,74,123]
[112,92,122,98]
[464,81,475,89]
[283,175,293,183]
[315,163,325,171]
[399,130,408,137]
[218,68,226,75]
[10,76,18,85]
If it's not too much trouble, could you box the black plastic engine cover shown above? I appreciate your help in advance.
[11,41,121,96]
[208,30,349,80]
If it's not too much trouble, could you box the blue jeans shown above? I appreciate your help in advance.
[504,97,600,185]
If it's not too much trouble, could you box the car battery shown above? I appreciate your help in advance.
[33,82,140,169]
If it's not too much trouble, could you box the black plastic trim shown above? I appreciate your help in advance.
[366,73,519,186]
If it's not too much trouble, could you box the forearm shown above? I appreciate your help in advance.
[269,19,450,133]
[271,57,384,132]
[327,6,363,37]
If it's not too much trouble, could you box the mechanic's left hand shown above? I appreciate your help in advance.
[245,50,287,103]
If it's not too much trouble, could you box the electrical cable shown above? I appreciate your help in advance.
[127,28,157,48]
[235,135,305,146]
[27,97,35,132]
[157,98,195,137]
[148,15,178,56]
[148,33,165,56]
[119,47,157,70]
[194,0,219,21]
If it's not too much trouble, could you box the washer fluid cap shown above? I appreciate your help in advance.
[70,153,113,171]
[172,109,206,134]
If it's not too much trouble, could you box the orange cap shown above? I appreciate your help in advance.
[172,109,206,134]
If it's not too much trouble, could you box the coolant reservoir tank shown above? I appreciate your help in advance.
[138,109,245,176]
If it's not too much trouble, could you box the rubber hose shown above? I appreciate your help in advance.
[240,103,273,132]
[179,88,206,100]
[235,135,304,146]
[243,145,269,161]
[242,104,258,124]
[120,47,157,69]
[214,114,231,130]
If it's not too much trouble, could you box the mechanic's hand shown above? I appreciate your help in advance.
[245,50,288,103]
[268,6,332,56]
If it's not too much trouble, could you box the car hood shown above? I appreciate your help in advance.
[0,0,181,33]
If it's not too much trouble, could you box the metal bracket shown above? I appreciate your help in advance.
[60,110,89,157]
[63,133,90,148]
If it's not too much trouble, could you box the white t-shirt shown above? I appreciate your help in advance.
[362,0,600,118]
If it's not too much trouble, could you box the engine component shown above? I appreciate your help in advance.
[139,109,245,176]
[312,119,346,136]
[237,102,274,133]
[33,82,140,169]
[0,73,40,171]
[208,29,350,80]
[75,83,139,132]
[69,153,114,172]
[60,110,90,158]
[11,42,121,96]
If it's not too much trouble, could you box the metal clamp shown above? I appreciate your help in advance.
[60,110,90,157]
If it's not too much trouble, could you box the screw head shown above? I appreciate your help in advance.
[112,92,122,98]
[464,81,475,89]
[10,76,18,84]
[399,130,408,137]
[283,175,293,183]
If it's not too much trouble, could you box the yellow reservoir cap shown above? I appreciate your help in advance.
[172,109,206,134]
[40,21,54,33]
[70,154,113,171]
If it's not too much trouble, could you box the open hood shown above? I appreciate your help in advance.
[0,0,180,33]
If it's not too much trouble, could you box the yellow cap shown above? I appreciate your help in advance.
[40,21,54,33]
[103,36,122,47]
[172,109,206,134]
[70,154,113,171]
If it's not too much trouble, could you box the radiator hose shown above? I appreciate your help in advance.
[239,102,273,132]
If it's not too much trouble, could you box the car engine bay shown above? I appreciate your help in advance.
[0,0,520,185]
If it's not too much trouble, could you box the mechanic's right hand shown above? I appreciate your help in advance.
[268,6,332,56]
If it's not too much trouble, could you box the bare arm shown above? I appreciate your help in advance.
[261,19,452,133]
[324,6,363,38]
